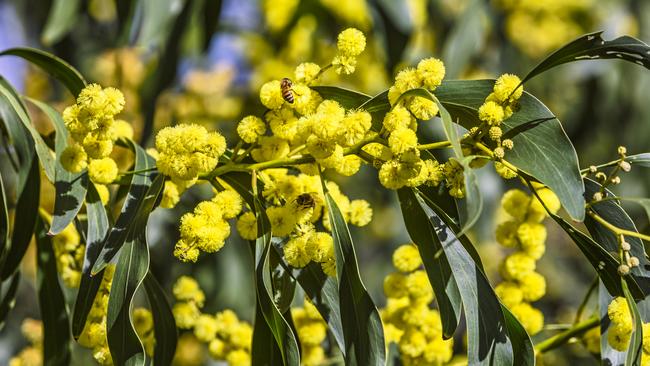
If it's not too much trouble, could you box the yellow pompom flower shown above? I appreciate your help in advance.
[384,272,408,298]
[478,101,505,125]
[82,133,113,159]
[226,349,251,366]
[212,190,242,219]
[305,232,334,263]
[88,158,118,184]
[295,62,321,84]
[251,136,290,162]
[383,105,413,132]
[583,327,601,354]
[519,271,546,302]
[237,115,266,143]
[194,314,219,342]
[493,74,523,103]
[495,161,518,179]
[335,155,362,176]
[408,96,439,120]
[284,235,311,268]
[379,160,408,190]
[516,222,547,259]
[173,302,201,329]
[416,57,446,90]
[349,199,372,226]
[266,205,296,237]
[393,244,422,272]
[337,28,366,56]
[267,107,299,141]
[236,212,258,240]
[608,297,632,327]
[298,323,327,346]
[423,337,454,365]
[173,240,200,263]
[608,323,632,352]
[112,119,133,140]
[394,68,422,94]
[339,110,371,146]
[406,270,432,300]
[494,282,523,308]
[388,128,418,155]
[511,302,544,335]
[528,188,561,221]
[399,329,427,358]
[60,144,88,173]
[160,181,180,209]
[173,276,205,305]
[495,220,520,248]
[501,252,536,281]
[259,80,285,109]
[501,189,530,221]
[332,55,357,75]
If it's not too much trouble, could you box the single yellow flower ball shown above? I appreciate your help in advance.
[88,157,118,184]
[295,62,321,84]
[259,80,285,109]
[337,28,366,56]
[478,101,505,125]
[416,58,446,90]
[392,244,422,272]
[60,144,88,173]
[237,115,266,143]
[493,74,523,103]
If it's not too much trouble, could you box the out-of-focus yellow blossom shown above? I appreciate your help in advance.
[262,0,299,32]
[495,282,524,308]
[88,157,119,184]
[9,318,43,366]
[349,199,372,226]
[60,144,88,173]
[173,333,207,366]
[133,308,155,356]
[155,123,226,184]
[78,265,116,365]
[51,221,85,287]
[160,181,180,209]
[295,62,321,85]
[319,0,371,28]
[292,298,328,365]
[582,327,600,354]
[381,245,454,364]
[511,302,544,335]
[501,189,530,221]
[337,28,366,57]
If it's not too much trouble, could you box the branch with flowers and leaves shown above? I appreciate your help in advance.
[1,27,650,366]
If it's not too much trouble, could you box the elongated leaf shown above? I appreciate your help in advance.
[107,234,149,366]
[0,48,86,96]
[407,189,515,365]
[600,281,626,366]
[41,0,81,45]
[398,188,461,339]
[1,157,40,280]
[501,305,535,366]
[92,141,157,274]
[623,280,643,366]
[358,90,390,130]
[250,197,300,365]
[0,272,20,330]
[522,31,650,84]
[310,86,371,110]
[35,217,71,365]
[0,77,55,182]
[435,79,585,220]
[269,240,297,314]
[143,272,178,366]
[0,172,8,260]
[72,183,109,338]
[27,98,88,235]
[441,0,485,78]
[456,156,483,235]
[323,187,386,366]
[626,153,650,168]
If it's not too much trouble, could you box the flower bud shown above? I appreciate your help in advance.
[619,161,631,172]
[618,264,630,276]
[621,241,631,251]
[629,256,640,267]
[618,146,627,156]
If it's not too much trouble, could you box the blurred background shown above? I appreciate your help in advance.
[0,0,649,364]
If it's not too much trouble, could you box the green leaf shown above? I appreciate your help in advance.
[626,153,650,168]
[41,0,81,45]
[0,172,8,261]
[72,183,110,338]
[633,199,650,224]
[583,179,650,299]
[406,189,515,365]
[269,239,297,314]
[143,272,178,366]
[435,79,585,221]
[397,188,462,339]
[1,157,40,280]
[26,98,88,235]
[358,90,390,131]
[599,282,626,365]
[92,141,158,274]
[456,156,483,235]
[522,31,650,85]
[323,186,386,365]
[310,86,371,110]
[623,280,644,366]
[107,234,149,366]
[0,48,86,96]
[0,77,56,182]
[250,196,300,365]
[35,217,71,366]
[441,0,485,78]
[0,272,20,331]
[501,305,535,366]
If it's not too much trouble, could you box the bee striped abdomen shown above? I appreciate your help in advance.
[281,77,294,103]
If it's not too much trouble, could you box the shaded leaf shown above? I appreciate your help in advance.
[0,77,55,182]
[626,153,650,168]
[435,79,585,220]
[92,141,158,274]
[323,187,386,365]
[600,281,627,366]
[0,172,8,260]
[1,158,40,280]
[0,48,86,96]
[72,183,109,338]
[310,86,371,110]
[0,272,20,331]
[35,217,71,365]
[398,188,462,339]
[27,98,88,235]
[407,189,515,365]
[41,0,81,46]
[623,280,644,366]
[269,240,297,314]
[522,31,650,84]
[441,0,485,78]
[501,305,535,366]
[143,272,178,366]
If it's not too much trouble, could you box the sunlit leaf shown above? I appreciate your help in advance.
[143,272,178,366]
[41,0,81,46]
[623,280,643,366]
[310,86,371,110]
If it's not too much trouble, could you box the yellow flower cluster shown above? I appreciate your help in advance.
[51,222,85,287]
[60,84,131,185]
[9,318,43,366]
[381,244,454,365]
[174,189,243,262]
[78,265,116,365]
[374,58,450,193]
[606,296,650,364]
[171,276,253,366]
[155,123,227,186]
[291,298,328,366]
[493,186,560,335]
[319,0,371,28]
[133,308,155,356]
[332,28,367,75]
[262,0,299,32]
[495,0,594,58]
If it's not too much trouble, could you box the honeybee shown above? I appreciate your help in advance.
[294,192,317,210]
[280,77,295,104]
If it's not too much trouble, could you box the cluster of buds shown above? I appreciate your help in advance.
[617,234,640,276]
[588,146,632,202]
